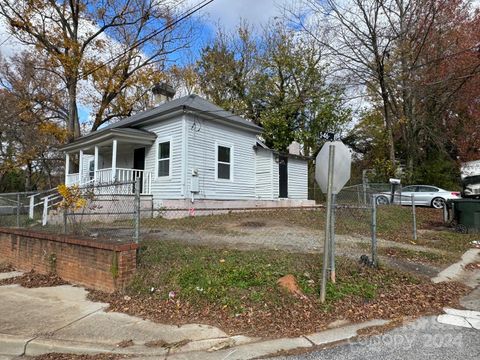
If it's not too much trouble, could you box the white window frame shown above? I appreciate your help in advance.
[215,142,234,182]
[87,158,95,180]
[156,137,172,179]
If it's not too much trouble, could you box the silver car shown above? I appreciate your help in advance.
[375,185,461,209]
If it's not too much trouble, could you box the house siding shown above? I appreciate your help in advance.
[81,154,94,177]
[99,147,133,169]
[185,115,257,200]
[287,158,308,199]
[255,149,274,199]
[73,112,309,202]
[142,118,184,201]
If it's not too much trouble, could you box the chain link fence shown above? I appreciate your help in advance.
[61,181,145,241]
[0,180,425,263]
[0,192,38,228]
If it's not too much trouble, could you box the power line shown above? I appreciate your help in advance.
[0,34,13,48]
[78,0,215,79]
[3,0,215,123]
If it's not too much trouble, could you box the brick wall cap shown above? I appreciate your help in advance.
[0,227,138,251]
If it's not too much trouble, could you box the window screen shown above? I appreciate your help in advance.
[217,145,231,180]
[158,141,170,177]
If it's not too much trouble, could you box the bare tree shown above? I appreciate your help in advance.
[294,0,480,173]
[0,52,67,190]
[296,0,397,163]
[0,0,190,140]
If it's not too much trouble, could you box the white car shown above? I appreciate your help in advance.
[375,185,461,209]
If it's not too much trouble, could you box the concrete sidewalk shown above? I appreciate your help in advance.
[0,282,253,357]
[0,276,388,359]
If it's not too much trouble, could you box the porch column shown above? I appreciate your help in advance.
[65,153,70,184]
[94,145,99,183]
[79,149,84,185]
[111,139,117,181]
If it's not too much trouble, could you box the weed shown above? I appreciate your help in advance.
[127,240,419,312]
[47,253,57,274]
[110,252,119,279]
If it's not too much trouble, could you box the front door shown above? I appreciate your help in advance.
[133,147,146,193]
[279,155,288,198]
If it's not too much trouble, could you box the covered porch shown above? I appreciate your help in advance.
[61,128,157,195]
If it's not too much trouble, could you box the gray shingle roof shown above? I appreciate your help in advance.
[103,94,262,132]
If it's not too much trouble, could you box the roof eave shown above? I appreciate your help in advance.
[184,107,262,133]
[59,129,157,152]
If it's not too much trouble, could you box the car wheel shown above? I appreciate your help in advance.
[431,197,445,209]
[376,195,389,205]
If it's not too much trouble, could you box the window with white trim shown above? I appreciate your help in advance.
[217,145,231,180]
[157,141,170,177]
[88,159,95,180]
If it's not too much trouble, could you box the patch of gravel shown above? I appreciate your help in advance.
[144,226,447,257]
[0,270,68,287]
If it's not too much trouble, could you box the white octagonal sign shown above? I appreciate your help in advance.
[315,141,351,194]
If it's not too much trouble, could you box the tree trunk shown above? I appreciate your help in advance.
[379,81,396,164]
[66,79,80,142]
[25,162,32,191]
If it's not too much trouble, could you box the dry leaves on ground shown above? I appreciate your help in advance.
[464,262,480,271]
[0,270,68,287]
[0,262,15,273]
[88,280,469,338]
[33,354,130,360]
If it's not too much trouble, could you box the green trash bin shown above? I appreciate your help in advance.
[448,198,480,233]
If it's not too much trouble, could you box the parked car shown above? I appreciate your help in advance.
[375,185,461,209]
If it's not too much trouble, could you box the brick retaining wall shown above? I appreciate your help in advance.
[0,228,137,292]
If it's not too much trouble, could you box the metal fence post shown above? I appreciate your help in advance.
[29,195,35,220]
[63,210,67,234]
[16,193,20,227]
[330,193,336,283]
[371,195,377,267]
[134,177,141,243]
[362,170,368,205]
[320,145,335,303]
[412,194,417,241]
[443,203,449,223]
[42,196,49,226]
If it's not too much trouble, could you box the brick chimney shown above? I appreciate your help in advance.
[152,83,175,106]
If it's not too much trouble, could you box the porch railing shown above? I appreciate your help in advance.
[66,173,79,186]
[65,168,152,195]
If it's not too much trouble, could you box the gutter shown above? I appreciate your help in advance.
[253,145,313,161]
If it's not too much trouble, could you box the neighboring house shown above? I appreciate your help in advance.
[60,94,313,208]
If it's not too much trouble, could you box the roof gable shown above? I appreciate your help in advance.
[103,94,262,133]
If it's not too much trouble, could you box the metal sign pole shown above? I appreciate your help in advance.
[371,195,377,267]
[320,144,335,303]
[134,177,141,243]
[412,194,417,241]
[330,193,336,283]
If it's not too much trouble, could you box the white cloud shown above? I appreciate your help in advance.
[191,0,294,30]
[0,19,28,58]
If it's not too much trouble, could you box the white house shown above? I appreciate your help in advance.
[60,94,313,208]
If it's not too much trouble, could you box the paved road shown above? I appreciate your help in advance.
[271,316,479,360]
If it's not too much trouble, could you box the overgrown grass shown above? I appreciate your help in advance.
[379,247,458,266]
[139,206,473,252]
[128,240,419,313]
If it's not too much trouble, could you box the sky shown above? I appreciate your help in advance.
[196,0,292,30]
[0,0,291,124]
[0,0,478,124]
[0,0,292,60]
